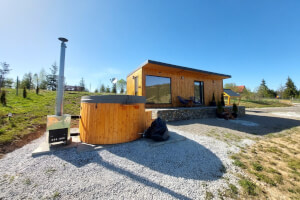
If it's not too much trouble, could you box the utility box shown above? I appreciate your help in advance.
[47,114,71,144]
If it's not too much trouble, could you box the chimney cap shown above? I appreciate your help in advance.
[58,37,68,42]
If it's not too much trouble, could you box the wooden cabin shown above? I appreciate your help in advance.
[127,60,231,108]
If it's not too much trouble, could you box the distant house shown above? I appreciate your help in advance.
[64,85,84,91]
[223,89,241,105]
[126,60,231,108]
[236,85,246,94]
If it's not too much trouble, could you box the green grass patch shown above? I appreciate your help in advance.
[231,155,247,169]
[251,162,264,171]
[252,172,276,186]
[238,178,258,196]
[0,89,102,145]
[240,99,291,108]
[287,159,300,171]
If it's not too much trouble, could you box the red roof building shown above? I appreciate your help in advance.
[236,85,245,93]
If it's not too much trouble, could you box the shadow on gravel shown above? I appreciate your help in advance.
[168,114,300,135]
[35,132,225,199]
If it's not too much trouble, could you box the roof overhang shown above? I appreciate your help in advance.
[127,60,231,79]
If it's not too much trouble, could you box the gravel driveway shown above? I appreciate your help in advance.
[1,105,299,199]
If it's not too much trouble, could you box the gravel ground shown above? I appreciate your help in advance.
[1,105,300,199]
[0,133,242,200]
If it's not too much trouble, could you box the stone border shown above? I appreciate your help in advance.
[148,106,245,122]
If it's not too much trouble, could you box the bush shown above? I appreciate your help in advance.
[210,92,216,106]
[233,103,238,114]
[36,86,39,95]
[23,87,27,98]
[221,94,225,106]
[217,101,223,115]
[1,90,7,106]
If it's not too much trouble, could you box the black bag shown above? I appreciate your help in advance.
[144,117,169,141]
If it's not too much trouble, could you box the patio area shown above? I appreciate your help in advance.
[147,106,246,122]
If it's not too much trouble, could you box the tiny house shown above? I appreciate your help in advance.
[127,60,231,108]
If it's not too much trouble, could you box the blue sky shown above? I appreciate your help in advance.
[1,0,299,92]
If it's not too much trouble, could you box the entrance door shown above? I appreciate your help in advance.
[194,81,204,104]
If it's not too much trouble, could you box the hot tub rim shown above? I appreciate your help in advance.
[81,95,146,104]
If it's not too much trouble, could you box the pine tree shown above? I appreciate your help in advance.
[1,90,6,106]
[283,77,298,98]
[105,86,110,93]
[257,79,273,98]
[0,62,11,92]
[79,78,85,91]
[117,79,126,94]
[100,84,105,93]
[23,87,27,98]
[221,94,225,106]
[47,63,58,91]
[112,83,117,94]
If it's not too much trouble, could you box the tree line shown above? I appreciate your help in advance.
[225,77,300,99]
[0,61,127,95]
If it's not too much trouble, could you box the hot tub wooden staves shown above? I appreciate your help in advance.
[79,95,146,144]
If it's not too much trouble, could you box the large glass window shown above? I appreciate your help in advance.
[194,81,204,104]
[146,75,171,104]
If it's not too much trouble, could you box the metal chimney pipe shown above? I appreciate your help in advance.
[56,37,68,116]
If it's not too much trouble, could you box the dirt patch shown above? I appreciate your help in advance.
[0,124,46,159]
[0,119,80,159]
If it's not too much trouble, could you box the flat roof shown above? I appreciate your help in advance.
[127,60,231,78]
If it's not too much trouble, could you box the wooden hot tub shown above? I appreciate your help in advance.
[79,95,146,144]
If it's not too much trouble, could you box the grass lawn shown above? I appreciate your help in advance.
[0,89,94,145]
[232,128,300,199]
[0,90,294,145]
[239,99,292,108]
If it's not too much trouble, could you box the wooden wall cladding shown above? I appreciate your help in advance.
[126,68,143,96]
[127,63,226,108]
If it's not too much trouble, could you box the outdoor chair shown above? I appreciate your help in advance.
[177,96,193,107]
[189,96,203,106]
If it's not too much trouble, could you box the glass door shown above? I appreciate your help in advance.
[194,81,204,104]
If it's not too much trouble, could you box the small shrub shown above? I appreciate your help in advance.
[210,92,216,106]
[1,90,6,106]
[232,103,238,114]
[221,94,225,106]
[36,86,39,94]
[23,87,27,98]
[217,101,224,115]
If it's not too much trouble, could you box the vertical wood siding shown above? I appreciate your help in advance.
[127,64,226,108]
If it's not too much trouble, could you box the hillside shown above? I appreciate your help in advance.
[0,89,92,145]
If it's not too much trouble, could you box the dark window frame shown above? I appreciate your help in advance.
[134,76,138,96]
[194,81,205,105]
[145,75,172,104]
